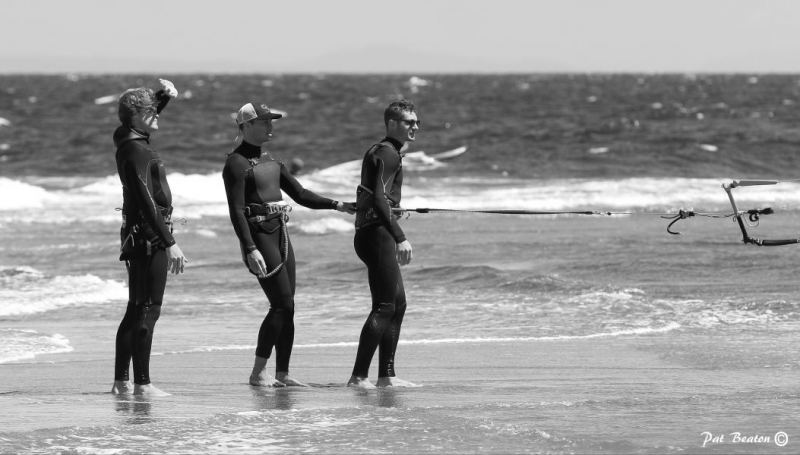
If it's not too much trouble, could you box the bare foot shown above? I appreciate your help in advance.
[276,372,308,387]
[347,375,376,389]
[133,383,171,397]
[249,356,284,387]
[111,380,133,394]
[376,376,420,388]
[250,373,286,387]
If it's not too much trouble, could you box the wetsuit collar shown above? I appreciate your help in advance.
[114,125,150,148]
[235,140,261,160]
[129,127,150,142]
[382,137,404,154]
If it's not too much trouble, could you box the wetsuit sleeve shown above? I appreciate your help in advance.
[369,147,406,243]
[279,162,337,210]
[154,89,171,114]
[222,156,257,252]
[122,145,175,248]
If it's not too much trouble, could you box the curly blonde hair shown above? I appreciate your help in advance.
[118,88,156,126]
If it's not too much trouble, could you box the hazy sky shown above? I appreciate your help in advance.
[3,0,800,73]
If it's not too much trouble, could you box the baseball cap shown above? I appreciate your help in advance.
[235,102,283,125]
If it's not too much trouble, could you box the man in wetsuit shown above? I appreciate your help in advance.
[348,100,420,389]
[222,102,355,387]
[112,79,188,397]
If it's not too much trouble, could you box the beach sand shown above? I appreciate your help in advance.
[1,331,796,454]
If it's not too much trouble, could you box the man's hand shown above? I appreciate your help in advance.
[337,201,357,214]
[247,249,268,278]
[158,78,178,98]
[166,244,188,274]
[396,240,412,265]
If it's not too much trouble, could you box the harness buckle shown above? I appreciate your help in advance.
[245,202,290,217]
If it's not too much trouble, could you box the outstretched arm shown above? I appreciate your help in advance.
[280,162,353,212]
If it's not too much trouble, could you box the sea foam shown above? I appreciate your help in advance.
[0,329,73,363]
[3,174,800,225]
[295,217,353,235]
[0,266,127,316]
[157,324,682,356]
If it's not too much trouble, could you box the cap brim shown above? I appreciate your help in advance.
[255,113,282,121]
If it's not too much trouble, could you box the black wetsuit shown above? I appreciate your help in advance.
[352,137,407,378]
[222,141,338,371]
[113,91,173,385]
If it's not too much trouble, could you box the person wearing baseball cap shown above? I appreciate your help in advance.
[233,102,285,143]
[236,102,283,123]
[223,102,355,388]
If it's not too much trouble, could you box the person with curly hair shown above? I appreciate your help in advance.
[112,79,187,397]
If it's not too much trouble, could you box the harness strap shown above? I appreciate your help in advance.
[120,208,173,258]
[245,201,291,217]
[247,208,291,279]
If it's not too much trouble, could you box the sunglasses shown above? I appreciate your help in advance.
[397,118,421,128]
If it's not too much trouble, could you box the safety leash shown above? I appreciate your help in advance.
[261,214,290,279]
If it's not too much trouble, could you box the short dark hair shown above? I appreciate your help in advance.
[384,99,416,127]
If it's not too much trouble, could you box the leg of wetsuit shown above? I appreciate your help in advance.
[114,272,136,382]
[114,249,167,385]
[132,249,167,385]
[116,248,167,385]
[378,276,406,378]
[253,226,296,372]
[274,243,296,372]
[351,226,403,378]
[274,311,295,372]
[132,302,162,385]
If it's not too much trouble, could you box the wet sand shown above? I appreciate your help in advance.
[0,333,796,454]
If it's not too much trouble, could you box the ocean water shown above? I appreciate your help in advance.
[1,74,799,454]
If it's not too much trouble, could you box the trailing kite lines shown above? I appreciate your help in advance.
[392,179,800,246]
[393,207,628,216]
